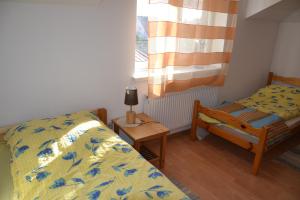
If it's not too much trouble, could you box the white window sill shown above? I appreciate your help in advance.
[133,65,222,81]
[132,72,148,81]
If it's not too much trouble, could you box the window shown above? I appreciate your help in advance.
[134,0,149,79]
[134,0,229,80]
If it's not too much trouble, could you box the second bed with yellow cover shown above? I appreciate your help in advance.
[199,84,300,148]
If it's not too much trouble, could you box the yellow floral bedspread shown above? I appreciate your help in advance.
[238,84,300,120]
[5,111,188,200]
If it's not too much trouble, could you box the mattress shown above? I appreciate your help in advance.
[200,112,300,147]
[285,116,300,129]
[0,142,13,200]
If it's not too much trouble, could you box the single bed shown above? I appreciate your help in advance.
[191,72,300,175]
[0,108,189,200]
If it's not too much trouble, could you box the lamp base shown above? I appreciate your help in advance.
[126,111,136,124]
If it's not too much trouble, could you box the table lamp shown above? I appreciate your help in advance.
[124,87,138,124]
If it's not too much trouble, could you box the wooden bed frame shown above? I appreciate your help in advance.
[0,108,107,143]
[191,72,300,175]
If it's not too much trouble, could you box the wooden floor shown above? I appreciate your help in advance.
[146,130,300,200]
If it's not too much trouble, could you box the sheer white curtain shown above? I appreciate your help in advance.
[147,0,239,98]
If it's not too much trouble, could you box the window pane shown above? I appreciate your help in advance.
[136,16,148,59]
[135,0,149,77]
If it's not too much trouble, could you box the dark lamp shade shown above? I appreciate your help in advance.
[124,88,138,106]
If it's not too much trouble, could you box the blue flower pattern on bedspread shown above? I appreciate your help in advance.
[13,139,29,158]
[5,111,189,200]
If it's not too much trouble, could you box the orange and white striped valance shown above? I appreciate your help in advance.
[147,0,239,98]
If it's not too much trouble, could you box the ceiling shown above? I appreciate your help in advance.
[246,0,300,22]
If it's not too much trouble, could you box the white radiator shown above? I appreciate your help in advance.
[143,87,220,133]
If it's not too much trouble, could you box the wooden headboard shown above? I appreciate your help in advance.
[0,108,107,143]
[267,72,300,87]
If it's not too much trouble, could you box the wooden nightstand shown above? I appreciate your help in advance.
[112,113,169,169]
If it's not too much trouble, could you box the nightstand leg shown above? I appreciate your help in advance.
[160,134,167,169]
[113,124,119,134]
[134,141,141,152]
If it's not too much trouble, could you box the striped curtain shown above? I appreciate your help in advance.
[148,0,239,98]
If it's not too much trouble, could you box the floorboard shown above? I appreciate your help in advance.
[146,130,300,200]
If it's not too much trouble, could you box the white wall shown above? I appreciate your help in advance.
[246,0,282,18]
[245,0,300,21]
[271,21,300,77]
[0,0,141,126]
[0,0,280,126]
[220,0,279,102]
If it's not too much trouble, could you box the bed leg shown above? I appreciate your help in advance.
[191,100,200,141]
[191,119,197,141]
[252,150,264,175]
[252,129,267,175]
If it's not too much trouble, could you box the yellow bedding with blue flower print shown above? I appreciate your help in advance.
[5,111,188,200]
[238,84,300,120]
